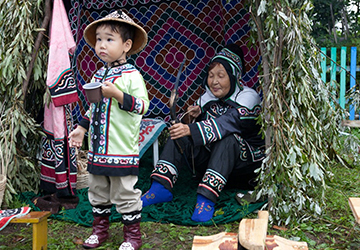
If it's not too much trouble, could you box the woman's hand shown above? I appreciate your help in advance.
[69,126,87,148]
[183,105,201,124]
[169,123,191,140]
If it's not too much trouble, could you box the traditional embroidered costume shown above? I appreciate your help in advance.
[142,44,265,222]
[79,64,149,177]
[74,9,149,250]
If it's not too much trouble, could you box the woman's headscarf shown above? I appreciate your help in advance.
[204,44,246,100]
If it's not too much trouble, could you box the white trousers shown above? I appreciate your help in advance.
[88,174,142,214]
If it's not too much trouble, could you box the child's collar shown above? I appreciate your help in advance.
[108,59,127,68]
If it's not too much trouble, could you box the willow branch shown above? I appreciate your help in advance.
[22,0,51,103]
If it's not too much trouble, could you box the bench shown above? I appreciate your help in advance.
[10,211,51,250]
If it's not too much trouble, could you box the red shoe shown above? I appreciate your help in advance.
[119,222,142,250]
[83,216,109,249]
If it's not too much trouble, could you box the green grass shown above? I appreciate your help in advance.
[1,157,360,249]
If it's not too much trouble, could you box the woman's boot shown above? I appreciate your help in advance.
[119,211,142,250]
[83,206,111,249]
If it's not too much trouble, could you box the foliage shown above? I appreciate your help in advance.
[248,0,349,225]
[1,158,360,249]
[311,0,346,43]
[311,0,360,47]
[0,0,47,206]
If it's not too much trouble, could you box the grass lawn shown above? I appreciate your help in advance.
[1,156,360,249]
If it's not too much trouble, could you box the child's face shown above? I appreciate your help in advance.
[95,25,131,63]
[207,63,231,99]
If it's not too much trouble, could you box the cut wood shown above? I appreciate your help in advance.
[265,235,308,250]
[349,197,360,224]
[192,232,238,250]
[341,120,360,128]
[238,210,269,250]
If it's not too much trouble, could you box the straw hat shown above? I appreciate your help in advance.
[83,9,147,56]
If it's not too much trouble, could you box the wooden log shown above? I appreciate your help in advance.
[341,120,360,128]
[192,232,238,250]
[349,197,360,224]
[265,235,308,250]
[238,210,269,250]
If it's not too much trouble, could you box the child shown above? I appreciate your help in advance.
[69,10,149,250]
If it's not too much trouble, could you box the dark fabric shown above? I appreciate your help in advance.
[121,92,134,112]
[122,210,142,225]
[20,150,266,226]
[40,105,77,197]
[151,135,259,203]
[78,115,90,130]
[92,205,112,217]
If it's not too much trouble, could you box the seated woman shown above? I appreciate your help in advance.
[141,43,265,222]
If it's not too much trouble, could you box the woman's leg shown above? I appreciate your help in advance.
[142,136,209,207]
[192,135,243,222]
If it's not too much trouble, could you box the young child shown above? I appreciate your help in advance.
[69,10,149,250]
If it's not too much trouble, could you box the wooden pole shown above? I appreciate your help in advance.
[22,0,52,103]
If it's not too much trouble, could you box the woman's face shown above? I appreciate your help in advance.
[207,63,231,99]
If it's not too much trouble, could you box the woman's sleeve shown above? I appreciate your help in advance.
[189,92,262,146]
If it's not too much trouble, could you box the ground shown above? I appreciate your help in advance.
[2,157,360,249]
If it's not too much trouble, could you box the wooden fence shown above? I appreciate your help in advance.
[321,47,359,121]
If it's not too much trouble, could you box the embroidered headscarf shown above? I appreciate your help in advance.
[204,44,245,100]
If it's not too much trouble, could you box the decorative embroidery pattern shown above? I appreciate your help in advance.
[122,213,141,223]
[151,160,178,186]
[67,0,261,122]
[200,169,227,197]
[88,153,139,167]
[132,97,144,114]
[237,104,262,118]
[198,119,222,144]
[92,206,112,216]
[84,235,99,244]
[233,134,265,162]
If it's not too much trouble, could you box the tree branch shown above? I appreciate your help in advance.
[22,0,51,103]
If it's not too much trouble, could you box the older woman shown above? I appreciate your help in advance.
[141,44,265,222]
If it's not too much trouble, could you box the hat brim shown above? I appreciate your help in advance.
[83,17,147,56]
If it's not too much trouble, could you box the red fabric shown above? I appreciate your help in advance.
[0,207,31,231]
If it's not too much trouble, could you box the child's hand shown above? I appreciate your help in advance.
[101,81,124,104]
[69,126,86,148]
[101,81,119,99]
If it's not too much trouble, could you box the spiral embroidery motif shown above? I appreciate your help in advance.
[201,170,226,194]
[238,104,261,117]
